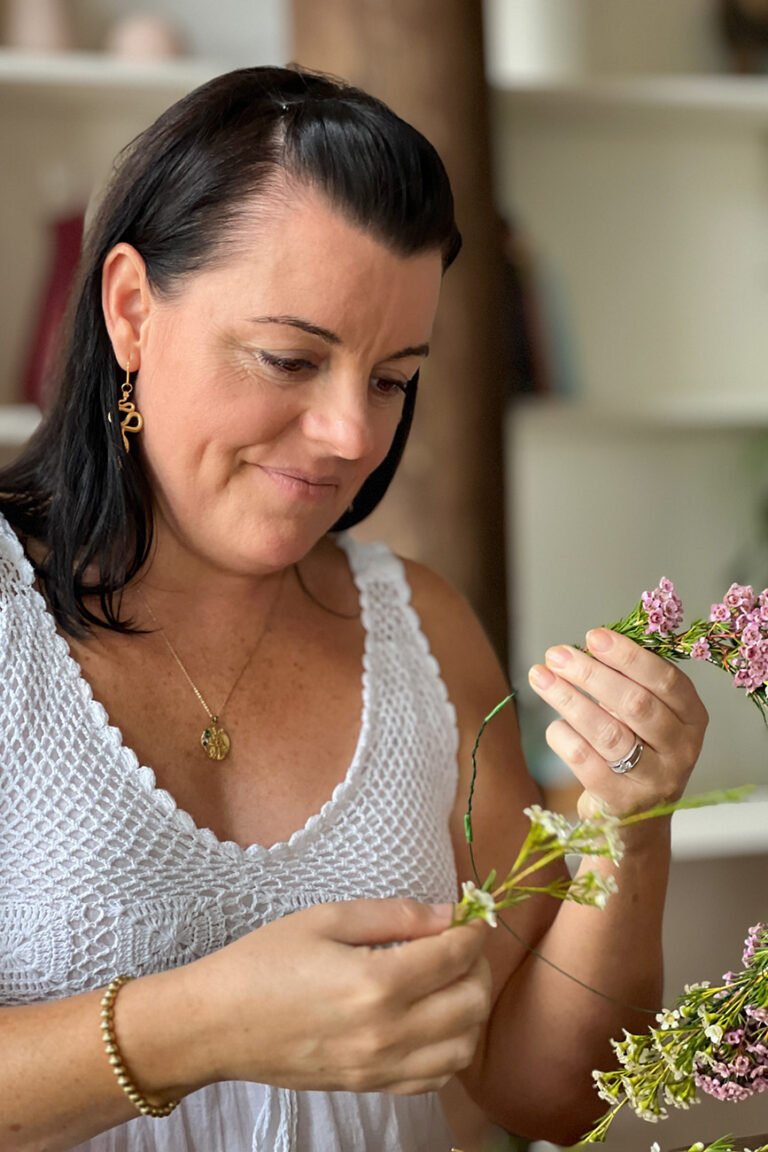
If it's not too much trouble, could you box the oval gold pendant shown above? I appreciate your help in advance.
[201,719,231,761]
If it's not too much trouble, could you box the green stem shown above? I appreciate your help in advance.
[579,1096,627,1144]
[494,845,573,893]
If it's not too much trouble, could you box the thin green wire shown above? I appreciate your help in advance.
[465,691,658,1015]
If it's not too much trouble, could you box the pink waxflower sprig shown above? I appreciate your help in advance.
[586,925,768,1148]
[604,578,768,719]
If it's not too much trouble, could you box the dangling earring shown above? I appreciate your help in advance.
[112,361,144,453]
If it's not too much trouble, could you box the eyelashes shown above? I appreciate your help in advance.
[253,350,408,398]
[255,351,313,374]
[372,377,407,398]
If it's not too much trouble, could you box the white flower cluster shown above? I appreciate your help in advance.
[457,881,497,927]
[523,803,625,864]
[565,870,619,910]
[650,1142,762,1152]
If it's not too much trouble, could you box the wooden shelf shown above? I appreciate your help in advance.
[0,48,221,99]
[510,393,768,429]
[672,790,768,860]
[0,50,223,119]
[0,404,41,446]
[494,75,768,125]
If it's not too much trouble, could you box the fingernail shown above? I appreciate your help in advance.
[529,664,555,689]
[428,903,454,919]
[545,645,572,668]
[587,628,613,652]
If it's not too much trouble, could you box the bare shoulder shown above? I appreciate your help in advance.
[401,557,509,713]
[400,556,529,805]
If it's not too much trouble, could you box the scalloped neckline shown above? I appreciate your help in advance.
[2,520,372,862]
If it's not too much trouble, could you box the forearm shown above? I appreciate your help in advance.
[468,819,671,1144]
[1,965,210,1152]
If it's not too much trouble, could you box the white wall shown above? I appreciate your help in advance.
[485,0,724,83]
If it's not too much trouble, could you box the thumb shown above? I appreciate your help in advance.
[577,788,614,820]
[321,898,454,947]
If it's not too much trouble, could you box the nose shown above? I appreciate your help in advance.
[301,374,377,461]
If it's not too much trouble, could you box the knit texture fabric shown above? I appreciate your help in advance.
[0,514,460,1150]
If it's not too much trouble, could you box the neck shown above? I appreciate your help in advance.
[131,515,306,619]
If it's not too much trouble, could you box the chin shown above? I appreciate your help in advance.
[211,517,333,574]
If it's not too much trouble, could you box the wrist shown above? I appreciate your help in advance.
[577,817,671,889]
[619,811,672,856]
[113,963,219,1103]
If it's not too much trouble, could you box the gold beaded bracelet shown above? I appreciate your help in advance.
[99,975,180,1119]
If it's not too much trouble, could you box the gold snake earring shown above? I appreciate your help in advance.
[111,361,144,453]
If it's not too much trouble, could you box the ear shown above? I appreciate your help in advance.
[101,242,152,372]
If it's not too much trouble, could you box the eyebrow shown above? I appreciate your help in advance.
[248,314,430,361]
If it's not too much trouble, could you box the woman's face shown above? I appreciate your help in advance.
[126,186,443,575]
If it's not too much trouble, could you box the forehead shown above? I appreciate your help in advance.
[177,185,444,339]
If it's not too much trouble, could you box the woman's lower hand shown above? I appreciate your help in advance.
[528,627,709,818]
[188,898,491,1095]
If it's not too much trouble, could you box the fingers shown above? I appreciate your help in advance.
[355,952,491,1094]
[380,921,488,1005]
[543,712,632,773]
[535,642,672,750]
[528,629,708,809]
[584,628,707,727]
[530,656,660,762]
[320,899,487,1004]
[208,901,492,1094]
[329,910,489,1087]
[387,1031,484,1095]
[530,632,706,748]
[321,897,453,947]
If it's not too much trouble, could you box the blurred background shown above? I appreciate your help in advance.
[0,1,766,1149]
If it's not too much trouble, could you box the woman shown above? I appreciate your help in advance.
[0,66,707,1151]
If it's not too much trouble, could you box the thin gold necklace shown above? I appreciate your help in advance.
[141,568,287,762]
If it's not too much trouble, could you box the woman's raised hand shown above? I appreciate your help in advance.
[528,627,709,818]
[186,898,491,1095]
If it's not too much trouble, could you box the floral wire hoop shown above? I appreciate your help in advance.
[463,691,660,1016]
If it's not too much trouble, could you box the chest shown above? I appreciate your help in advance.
[65,612,366,850]
[0,542,463,1006]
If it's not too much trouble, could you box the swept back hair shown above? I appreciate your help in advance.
[0,65,461,634]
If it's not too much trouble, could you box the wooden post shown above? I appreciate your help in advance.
[290,0,508,663]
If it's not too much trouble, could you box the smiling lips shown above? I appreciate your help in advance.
[258,465,342,502]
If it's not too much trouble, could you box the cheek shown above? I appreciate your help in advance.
[136,375,295,482]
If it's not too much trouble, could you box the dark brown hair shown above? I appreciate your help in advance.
[0,65,461,634]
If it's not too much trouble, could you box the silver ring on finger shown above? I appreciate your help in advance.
[607,737,644,775]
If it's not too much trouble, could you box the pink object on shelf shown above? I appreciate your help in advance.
[3,0,75,52]
[21,211,84,410]
[104,15,185,59]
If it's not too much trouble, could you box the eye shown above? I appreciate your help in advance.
[255,350,316,376]
[370,374,408,400]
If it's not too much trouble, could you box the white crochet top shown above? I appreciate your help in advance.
[0,512,460,1152]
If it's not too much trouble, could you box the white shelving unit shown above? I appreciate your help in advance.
[495,74,768,121]
[493,76,768,422]
[0,49,222,452]
[496,77,768,815]
[499,84,768,1149]
[0,47,219,96]
[672,789,768,860]
[0,404,40,445]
